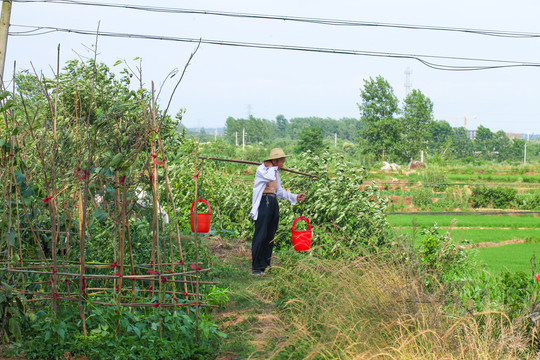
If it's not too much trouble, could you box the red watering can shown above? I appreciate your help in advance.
[291,216,312,251]
[190,199,211,233]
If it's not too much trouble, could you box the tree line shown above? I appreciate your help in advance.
[207,75,538,164]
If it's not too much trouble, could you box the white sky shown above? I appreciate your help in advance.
[5,0,540,134]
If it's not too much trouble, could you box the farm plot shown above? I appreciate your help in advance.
[388,213,540,273]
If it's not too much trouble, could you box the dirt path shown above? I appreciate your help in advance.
[465,239,527,249]
[206,236,280,359]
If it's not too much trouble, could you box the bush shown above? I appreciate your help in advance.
[421,170,448,192]
[412,187,433,209]
[513,191,540,210]
[10,302,224,360]
[470,186,517,209]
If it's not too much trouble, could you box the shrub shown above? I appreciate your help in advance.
[276,151,390,257]
[412,187,433,209]
[470,186,517,209]
[513,191,540,210]
[421,170,448,192]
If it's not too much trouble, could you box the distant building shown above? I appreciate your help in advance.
[506,133,522,139]
[466,129,476,140]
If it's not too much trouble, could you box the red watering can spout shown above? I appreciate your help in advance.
[190,199,211,233]
[291,216,312,251]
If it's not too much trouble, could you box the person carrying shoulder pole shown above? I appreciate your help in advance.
[249,148,306,275]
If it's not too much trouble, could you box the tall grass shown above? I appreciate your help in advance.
[261,256,535,359]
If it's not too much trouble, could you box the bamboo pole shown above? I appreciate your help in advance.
[199,156,317,178]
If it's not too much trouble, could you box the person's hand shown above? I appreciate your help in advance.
[297,193,306,202]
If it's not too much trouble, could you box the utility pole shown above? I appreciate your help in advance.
[214,129,217,141]
[242,128,245,151]
[235,131,238,146]
[0,0,12,80]
[334,133,337,147]
[524,142,527,165]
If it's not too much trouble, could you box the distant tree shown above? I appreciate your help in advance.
[295,126,326,154]
[357,76,400,161]
[402,89,434,161]
[474,125,495,155]
[276,114,289,137]
[224,116,274,145]
[428,120,453,157]
[451,127,473,158]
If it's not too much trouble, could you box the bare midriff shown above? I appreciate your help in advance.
[263,177,277,193]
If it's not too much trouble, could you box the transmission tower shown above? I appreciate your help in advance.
[404,67,412,94]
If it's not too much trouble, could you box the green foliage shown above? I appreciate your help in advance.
[470,186,518,209]
[402,89,433,161]
[0,283,23,344]
[419,225,469,282]
[421,170,448,192]
[294,126,326,154]
[500,271,535,319]
[11,303,224,359]
[275,151,390,257]
[357,76,401,161]
[411,187,433,209]
[513,191,540,210]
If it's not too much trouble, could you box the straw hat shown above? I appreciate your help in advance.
[265,148,291,161]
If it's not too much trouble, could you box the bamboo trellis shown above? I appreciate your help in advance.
[0,48,211,338]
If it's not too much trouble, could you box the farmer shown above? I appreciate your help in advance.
[249,148,306,275]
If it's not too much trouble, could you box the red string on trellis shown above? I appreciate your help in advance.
[53,292,59,300]
[151,154,157,158]
[42,196,53,204]
[176,260,184,265]
[147,270,159,275]
[75,168,89,180]
[153,303,160,308]
[119,175,126,183]
[17,258,22,265]
[193,173,199,180]
[154,159,165,165]
[190,263,202,272]
[8,153,14,158]
[109,261,118,268]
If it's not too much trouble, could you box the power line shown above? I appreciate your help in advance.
[11,0,540,39]
[9,25,540,72]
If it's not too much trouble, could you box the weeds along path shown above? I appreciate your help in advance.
[205,236,279,359]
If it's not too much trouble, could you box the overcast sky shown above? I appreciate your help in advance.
[5,0,540,134]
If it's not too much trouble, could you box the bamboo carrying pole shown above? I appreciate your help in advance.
[199,156,317,178]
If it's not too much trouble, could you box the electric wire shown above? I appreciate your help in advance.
[9,25,540,72]
[11,0,540,39]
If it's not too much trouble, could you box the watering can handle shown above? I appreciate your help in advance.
[190,199,211,214]
[292,216,311,232]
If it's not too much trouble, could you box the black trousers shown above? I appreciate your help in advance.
[252,194,279,272]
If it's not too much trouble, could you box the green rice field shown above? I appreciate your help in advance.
[387,213,540,229]
[388,213,540,273]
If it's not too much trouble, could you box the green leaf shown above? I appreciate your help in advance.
[114,60,123,66]
[0,90,10,101]
[93,208,108,223]
[109,153,124,168]
[14,171,26,185]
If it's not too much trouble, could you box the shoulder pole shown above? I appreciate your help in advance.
[199,156,317,178]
